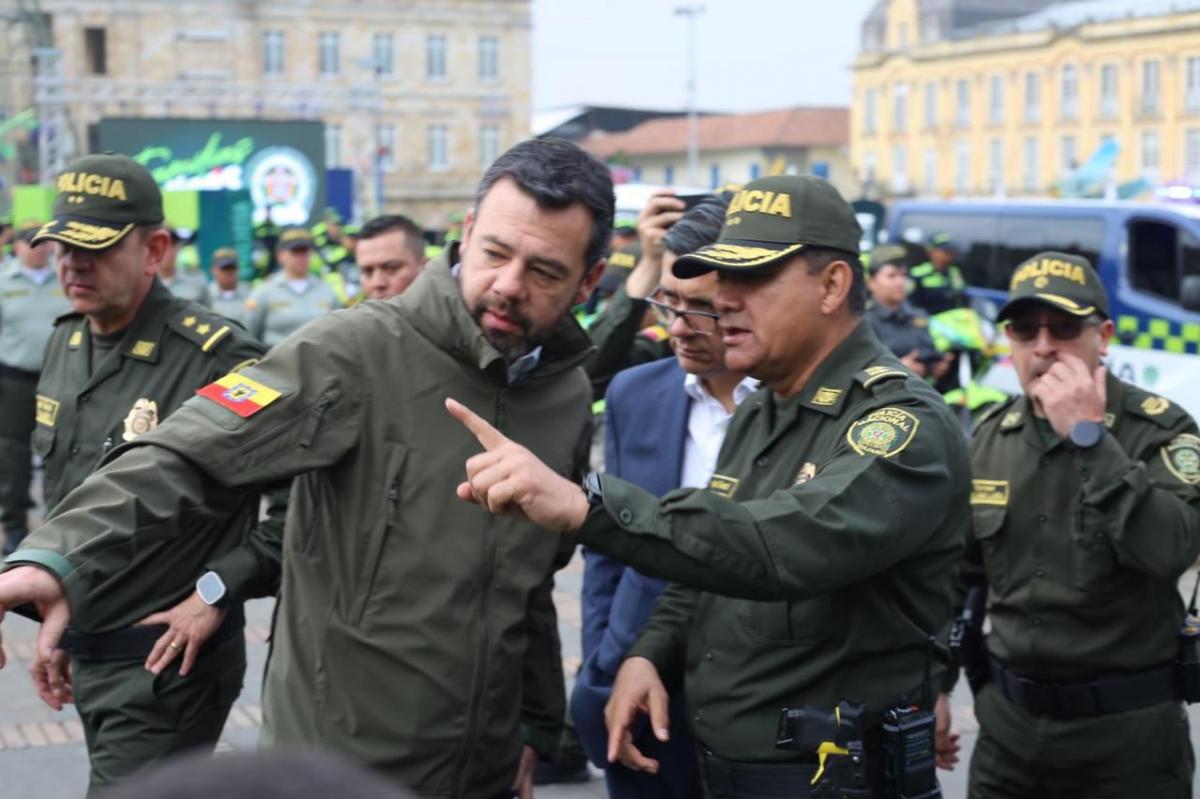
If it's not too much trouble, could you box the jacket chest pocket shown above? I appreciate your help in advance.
[1071,502,1119,601]
[971,506,1009,594]
[31,425,56,459]
[349,442,408,624]
[735,595,832,649]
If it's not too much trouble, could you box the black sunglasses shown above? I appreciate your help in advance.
[1005,316,1098,342]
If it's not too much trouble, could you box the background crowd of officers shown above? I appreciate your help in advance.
[0,137,1196,799]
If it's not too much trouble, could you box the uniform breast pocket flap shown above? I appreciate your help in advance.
[31,424,56,458]
[736,595,832,649]
[971,506,1009,592]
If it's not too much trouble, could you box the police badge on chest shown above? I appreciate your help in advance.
[122,398,159,442]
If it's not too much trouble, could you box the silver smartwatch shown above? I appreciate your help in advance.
[195,570,229,607]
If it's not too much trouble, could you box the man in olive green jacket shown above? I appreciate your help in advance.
[0,138,611,799]
[940,251,1200,798]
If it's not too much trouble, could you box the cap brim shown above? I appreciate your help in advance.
[278,241,313,251]
[214,260,238,268]
[672,240,806,279]
[997,294,1102,321]
[30,216,136,250]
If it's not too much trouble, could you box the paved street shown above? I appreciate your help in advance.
[2,551,1199,797]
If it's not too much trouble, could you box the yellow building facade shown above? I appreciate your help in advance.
[852,0,1200,199]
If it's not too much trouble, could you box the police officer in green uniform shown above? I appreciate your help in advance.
[245,228,342,347]
[939,251,1200,798]
[207,247,249,326]
[159,228,211,307]
[865,244,947,380]
[6,154,283,795]
[0,220,69,555]
[909,232,966,316]
[451,175,972,799]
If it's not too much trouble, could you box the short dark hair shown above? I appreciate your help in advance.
[803,247,867,315]
[475,138,615,268]
[359,214,425,261]
[663,191,732,257]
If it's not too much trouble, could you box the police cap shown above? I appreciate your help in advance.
[32,153,164,250]
[997,250,1109,321]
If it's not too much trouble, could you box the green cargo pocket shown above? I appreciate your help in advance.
[31,424,56,459]
[350,442,407,624]
[971,506,1008,594]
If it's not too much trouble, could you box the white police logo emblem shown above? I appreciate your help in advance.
[246,146,317,227]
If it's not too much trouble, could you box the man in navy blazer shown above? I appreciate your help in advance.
[571,190,757,798]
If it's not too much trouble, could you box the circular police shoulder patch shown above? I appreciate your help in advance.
[1162,433,1200,485]
[846,406,921,458]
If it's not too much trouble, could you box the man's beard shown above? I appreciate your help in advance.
[471,295,543,364]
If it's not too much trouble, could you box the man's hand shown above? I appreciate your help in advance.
[446,398,589,533]
[138,591,228,677]
[0,565,71,668]
[30,648,72,710]
[625,193,686,300]
[1028,353,1106,439]
[512,744,538,799]
[604,656,670,774]
[899,350,927,376]
[934,692,961,770]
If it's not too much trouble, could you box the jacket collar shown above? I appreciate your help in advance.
[794,320,885,417]
[395,243,596,385]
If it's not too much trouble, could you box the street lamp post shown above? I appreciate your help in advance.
[674,5,704,186]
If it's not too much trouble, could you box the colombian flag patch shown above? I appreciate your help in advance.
[196,373,282,418]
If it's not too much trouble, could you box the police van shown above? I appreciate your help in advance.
[889,199,1200,419]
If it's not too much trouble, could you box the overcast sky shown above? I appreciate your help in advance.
[531,0,879,113]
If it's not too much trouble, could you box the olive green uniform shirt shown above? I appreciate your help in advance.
[161,269,211,307]
[579,322,971,762]
[9,279,281,630]
[964,374,1200,682]
[0,265,70,372]
[245,272,341,347]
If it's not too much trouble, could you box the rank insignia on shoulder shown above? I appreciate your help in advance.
[122,398,159,441]
[1162,434,1200,485]
[811,387,842,406]
[707,474,739,499]
[196,373,282,418]
[970,479,1009,506]
[130,340,156,358]
[846,406,920,458]
[1000,411,1022,429]
[1142,396,1171,416]
[68,330,83,349]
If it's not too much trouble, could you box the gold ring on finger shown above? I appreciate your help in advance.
[169,641,181,650]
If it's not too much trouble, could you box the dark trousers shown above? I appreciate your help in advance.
[72,632,246,797]
[0,368,37,553]
[969,683,1194,799]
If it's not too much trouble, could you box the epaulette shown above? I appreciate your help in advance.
[53,309,83,326]
[1123,387,1187,429]
[167,307,236,354]
[853,364,909,390]
[972,394,1020,435]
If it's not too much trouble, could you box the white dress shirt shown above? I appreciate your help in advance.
[679,373,760,489]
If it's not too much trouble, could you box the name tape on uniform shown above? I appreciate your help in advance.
[196,373,282,418]
[970,479,1010,506]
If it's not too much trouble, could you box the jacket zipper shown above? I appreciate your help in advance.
[452,391,503,797]
[238,395,332,454]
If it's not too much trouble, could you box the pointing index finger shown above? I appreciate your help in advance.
[445,398,507,450]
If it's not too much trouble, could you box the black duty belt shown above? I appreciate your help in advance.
[989,654,1179,719]
[699,749,820,797]
[0,363,39,383]
[62,605,244,663]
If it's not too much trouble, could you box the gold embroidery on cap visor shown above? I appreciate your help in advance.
[32,218,135,250]
[1029,293,1096,316]
[680,241,807,270]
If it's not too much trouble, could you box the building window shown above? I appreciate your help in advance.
[898,22,908,48]
[319,32,340,77]
[380,124,396,171]
[922,148,937,195]
[710,163,721,189]
[955,79,970,128]
[924,82,938,129]
[989,138,1004,193]
[954,140,970,194]
[1187,57,1200,113]
[1142,60,1161,115]
[1100,63,1118,119]
[1061,134,1077,174]
[84,27,107,76]
[749,162,761,180]
[427,124,449,170]
[325,124,341,167]
[891,144,908,193]
[262,31,284,76]
[1142,130,1161,182]
[373,33,395,76]
[480,124,501,168]
[1186,128,1200,183]
[864,89,878,134]
[893,83,908,132]
[664,164,675,185]
[989,75,1004,125]
[478,36,499,80]
[1024,72,1041,123]
[427,34,447,80]
[863,151,877,186]
[1023,136,1039,192]
[1061,64,1079,121]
